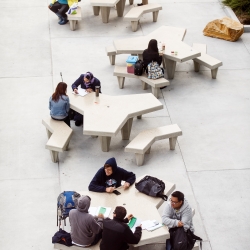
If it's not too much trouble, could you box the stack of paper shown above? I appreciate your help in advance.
[88,206,111,218]
[141,220,163,231]
[72,88,88,97]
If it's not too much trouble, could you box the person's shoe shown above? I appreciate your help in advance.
[55,13,63,23]
[59,18,69,25]
[160,86,167,89]
[137,3,143,6]
[75,120,82,127]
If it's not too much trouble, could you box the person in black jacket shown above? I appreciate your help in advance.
[142,39,163,73]
[88,157,136,193]
[71,72,101,126]
[100,206,142,250]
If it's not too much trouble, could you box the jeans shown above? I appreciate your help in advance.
[51,115,71,127]
[166,239,172,250]
[50,1,69,18]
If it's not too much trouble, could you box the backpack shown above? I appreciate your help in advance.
[52,228,73,246]
[134,60,144,76]
[147,61,164,79]
[135,175,168,200]
[57,191,81,228]
[169,227,202,250]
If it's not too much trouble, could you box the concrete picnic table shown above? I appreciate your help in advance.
[79,175,175,247]
[68,92,163,152]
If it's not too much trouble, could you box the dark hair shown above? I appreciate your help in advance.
[147,39,158,53]
[52,82,67,102]
[114,206,127,220]
[172,191,184,202]
[104,164,112,169]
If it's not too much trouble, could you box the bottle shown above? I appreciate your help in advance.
[95,86,100,97]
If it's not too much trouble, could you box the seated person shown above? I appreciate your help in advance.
[143,39,163,73]
[49,82,70,127]
[88,157,136,193]
[71,72,101,126]
[162,191,194,250]
[69,195,103,247]
[48,0,75,25]
[100,206,142,250]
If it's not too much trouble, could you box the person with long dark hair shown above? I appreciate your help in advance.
[49,82,70,127]
[142,39,163,73]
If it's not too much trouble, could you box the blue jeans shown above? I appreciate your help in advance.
[166,239,172,250]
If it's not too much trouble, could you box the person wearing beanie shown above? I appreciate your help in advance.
[88,157,136,193]
[48,0,77,25]
[100,206,142,250]
[71,72,101,126]
[69,195,103,247]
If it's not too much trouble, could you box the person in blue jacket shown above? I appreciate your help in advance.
[88,157,136,193]
[71,72,101,126]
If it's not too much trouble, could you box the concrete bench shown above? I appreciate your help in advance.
[42,117,73,163]
[105,45,117,65]
[113,66,169,98]
[125,124,182,166]
[67,7,82,31]
[54,243,99,250]
[124,4,162,32]
[192,43,223,79]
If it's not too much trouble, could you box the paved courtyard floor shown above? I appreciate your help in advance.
[0,0,250,249]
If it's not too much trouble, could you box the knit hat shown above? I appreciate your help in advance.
[75,195,91,213]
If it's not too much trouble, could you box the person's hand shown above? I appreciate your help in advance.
[97,213,104,219]
[48,3,52,8]
[74,89,78,94]
[123,182,130,190]
[106,187,115,193]
[86,88,93,93]
[177,221,184,227]
[127,214,133,220]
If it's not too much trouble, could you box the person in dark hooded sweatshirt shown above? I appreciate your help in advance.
[69,195,103,247]
[88,157,136,193]
[100,206,142,250]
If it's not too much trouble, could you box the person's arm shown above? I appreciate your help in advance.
[49,97,52,110]
[123,225,142,245]
[88,169,106,192]
[72,75,84,92]
[65,96,70,113]
[90,216,103,234]
[180,206,193,231]
[162,203,179,229]
[120,168,136,186]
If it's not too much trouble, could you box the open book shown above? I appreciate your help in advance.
[72,88,88,97]
[88,206,111,218]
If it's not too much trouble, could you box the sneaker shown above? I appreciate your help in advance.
[59,18,69,25]
[75,120,82,127]
[137,3,143,6]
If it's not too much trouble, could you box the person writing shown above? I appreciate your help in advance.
[88,157,136,193]
[71,72,101,126]
[100,206,142,250]
[49,82,70,127]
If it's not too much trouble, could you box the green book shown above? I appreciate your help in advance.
[128,217,137,228]
[98,207,106,215]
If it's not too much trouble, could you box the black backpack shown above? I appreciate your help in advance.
[57,191,81,228]
[52,228,73,246]
[134,60,144,76]
[169,227,202,250]
[135,175,168,200]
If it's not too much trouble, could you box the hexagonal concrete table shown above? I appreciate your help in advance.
[68,92,163,152]
[79,176,175,247]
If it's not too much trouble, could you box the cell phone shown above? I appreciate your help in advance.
[113,190,121,195]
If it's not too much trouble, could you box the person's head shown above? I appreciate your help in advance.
[52,82,67,102]
[75,195,91,213]
[113,206,127,220]
[170,191,184,209]
[147,39,158,53]
[84,72,94,83]
[104,157,118,176]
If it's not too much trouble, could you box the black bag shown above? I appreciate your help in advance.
[134,60,144,76]
[169,227,188,250]
[52,228,73,246]
[169,227,202,250]
[135,175,168,200]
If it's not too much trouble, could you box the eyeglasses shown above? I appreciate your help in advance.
[169,198,180,205]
